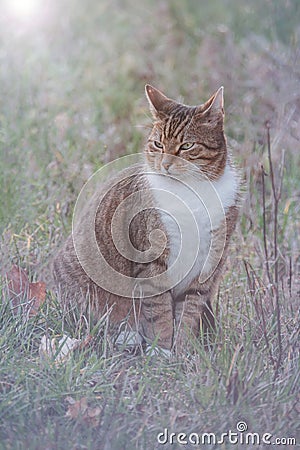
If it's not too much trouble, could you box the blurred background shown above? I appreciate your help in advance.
[0,2,299,447]
[0,0,299,275]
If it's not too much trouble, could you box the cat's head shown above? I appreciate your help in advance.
[144,85,227,181]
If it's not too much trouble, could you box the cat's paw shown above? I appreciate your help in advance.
[115,330,142,347]
[145,345,172,358]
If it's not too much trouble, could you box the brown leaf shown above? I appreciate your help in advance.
[5,265,46,317]
[6,265,29,297]
[65,396,88,419]
[65,396,101,427]
[28,281,46,316]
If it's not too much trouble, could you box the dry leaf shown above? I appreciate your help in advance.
[39,335,57,361]
[65,396,88,418]
[5,265,46,317]
[6,265,28,295]
[65,396,101,427]
[56,335,81,363]
[28,281,46,314]
[39,334,81,364]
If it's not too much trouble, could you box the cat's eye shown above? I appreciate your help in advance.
[180,142,194,151]
[154,141,163,149]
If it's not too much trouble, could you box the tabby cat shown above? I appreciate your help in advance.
[53,84,240,352]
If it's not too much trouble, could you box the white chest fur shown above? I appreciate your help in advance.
[147,164,238,296]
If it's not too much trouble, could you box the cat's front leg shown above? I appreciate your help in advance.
[140,292,174,350]
[174,291,215,353]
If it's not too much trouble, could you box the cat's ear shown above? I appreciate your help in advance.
[145,84,175,119]
[198,87,224,123]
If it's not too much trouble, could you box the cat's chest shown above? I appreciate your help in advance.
[146,165,238,295]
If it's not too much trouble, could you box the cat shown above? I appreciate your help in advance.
[53,84,240,353]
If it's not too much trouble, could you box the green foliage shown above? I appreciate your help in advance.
[0,286,298,449]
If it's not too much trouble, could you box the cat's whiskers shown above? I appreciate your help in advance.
[134,124,152,131]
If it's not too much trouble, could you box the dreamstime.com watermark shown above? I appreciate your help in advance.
[156,421,297,446]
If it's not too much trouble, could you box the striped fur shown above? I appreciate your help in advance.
[53,85,241,353]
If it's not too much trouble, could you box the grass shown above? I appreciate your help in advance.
[0,0,300,448]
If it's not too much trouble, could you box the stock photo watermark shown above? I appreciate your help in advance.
[157,421,296,446]
[72,153,227,298]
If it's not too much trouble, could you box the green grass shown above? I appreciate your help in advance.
[0,0,299,449]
